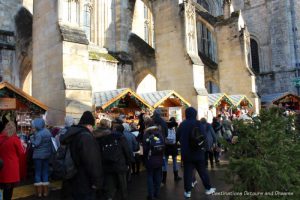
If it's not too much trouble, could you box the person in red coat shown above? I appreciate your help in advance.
[0,121,26,200]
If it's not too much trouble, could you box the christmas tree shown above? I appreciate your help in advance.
[225,107,300,200]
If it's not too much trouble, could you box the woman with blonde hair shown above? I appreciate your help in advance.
[0,121,26,200]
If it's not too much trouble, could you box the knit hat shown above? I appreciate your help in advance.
[78,111,95,126]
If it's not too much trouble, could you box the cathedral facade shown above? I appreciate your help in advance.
[2,0,295,125]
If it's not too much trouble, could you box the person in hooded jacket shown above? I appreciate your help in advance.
[199,118,217,168]
[143,118,164,200]
[31,118,53,197]
[60,111,102,200]
[0,121,26,200]
[151,109,168,185]
[177,107,216,198]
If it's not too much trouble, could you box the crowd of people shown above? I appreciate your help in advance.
[0,106,242,200]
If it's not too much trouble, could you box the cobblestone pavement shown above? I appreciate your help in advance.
[15,159,230,200]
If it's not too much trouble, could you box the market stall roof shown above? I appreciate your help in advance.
[140,90,191,108]
[93,88,152,110]
[261,92,300,104]
[229,95,253,107]
[0,81,48,112]
[208,93,234,107]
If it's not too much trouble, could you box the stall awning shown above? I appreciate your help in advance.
[140,90,191,108]
[229,95,253,107]
[93,88,152,111]
[261,92,300,105]
[0,81,48,112]
[208,93,234,107]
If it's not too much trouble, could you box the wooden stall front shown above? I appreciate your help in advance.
[0,81,48,134]
[93,88,152,123]
[261,92,300,111]
[140,90,190,122]
[208,93,234,116]
[229,94,253,116]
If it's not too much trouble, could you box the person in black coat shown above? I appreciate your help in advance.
[151,109,169,185]
[177,107,216,198]
[60,111,102,200]
[97,120,134,200]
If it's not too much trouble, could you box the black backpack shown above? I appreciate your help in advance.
[148,133,165,156]
[51,144,77,180]
[101,135,123,164]
[189,123,206,151]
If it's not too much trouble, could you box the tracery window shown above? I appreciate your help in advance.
[250,38,260,73]
[197,22,218,63]
[62,0,79,25]
[83,1,92,41]
[197,0,210,12]
[144,5,154,47]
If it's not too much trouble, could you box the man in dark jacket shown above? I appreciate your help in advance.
[152,109,169,185]
[143,118,164,200]
[98,120,134,200]
[60,111,102,200]
[177,107,216,198]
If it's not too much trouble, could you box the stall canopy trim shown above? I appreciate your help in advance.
[0,81,48,113]
[229,95,253,108]
[261,92,300,105]
[208,93,234,107]
[140,90,191,108]
[93,88,152,111]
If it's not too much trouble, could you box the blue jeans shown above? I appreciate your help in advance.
[163,155,179,171]
[183,161,211,192]
[146,167,162,198]
[34,159,49,184]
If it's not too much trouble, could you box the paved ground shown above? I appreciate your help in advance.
[14,158,230,200]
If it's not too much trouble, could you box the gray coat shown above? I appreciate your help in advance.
[31,118,52,159]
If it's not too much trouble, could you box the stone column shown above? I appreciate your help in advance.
[32,0,65,125]
[152,0,208,118]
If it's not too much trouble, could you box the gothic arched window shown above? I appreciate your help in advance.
[197,0,210,12]
[62,0,80,25]
[197,22,218,63]
[144,4,154,47]
[83,2,91,41]
[250,38,260,73]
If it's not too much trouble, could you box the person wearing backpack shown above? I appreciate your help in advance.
[143,118,165,200]
[98,120,133,200]
[164,117,182,182]
[60,111,102,200]
[177,107,216,198]
[151,109,168,186]
[199,118,217,168]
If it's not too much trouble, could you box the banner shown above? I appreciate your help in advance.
[0,98,16,110]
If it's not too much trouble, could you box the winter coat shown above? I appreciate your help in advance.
[97,131,134,173]
[212,121,223,141]
[31,119,52,159]
[199,121,217,151]
[60,125,102,194]
[165,121,179,156]
[143,126,164,169]
[152,112,168,138]
[178,107,206,162]
[123,130,139,156]
[0,133,25,183]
